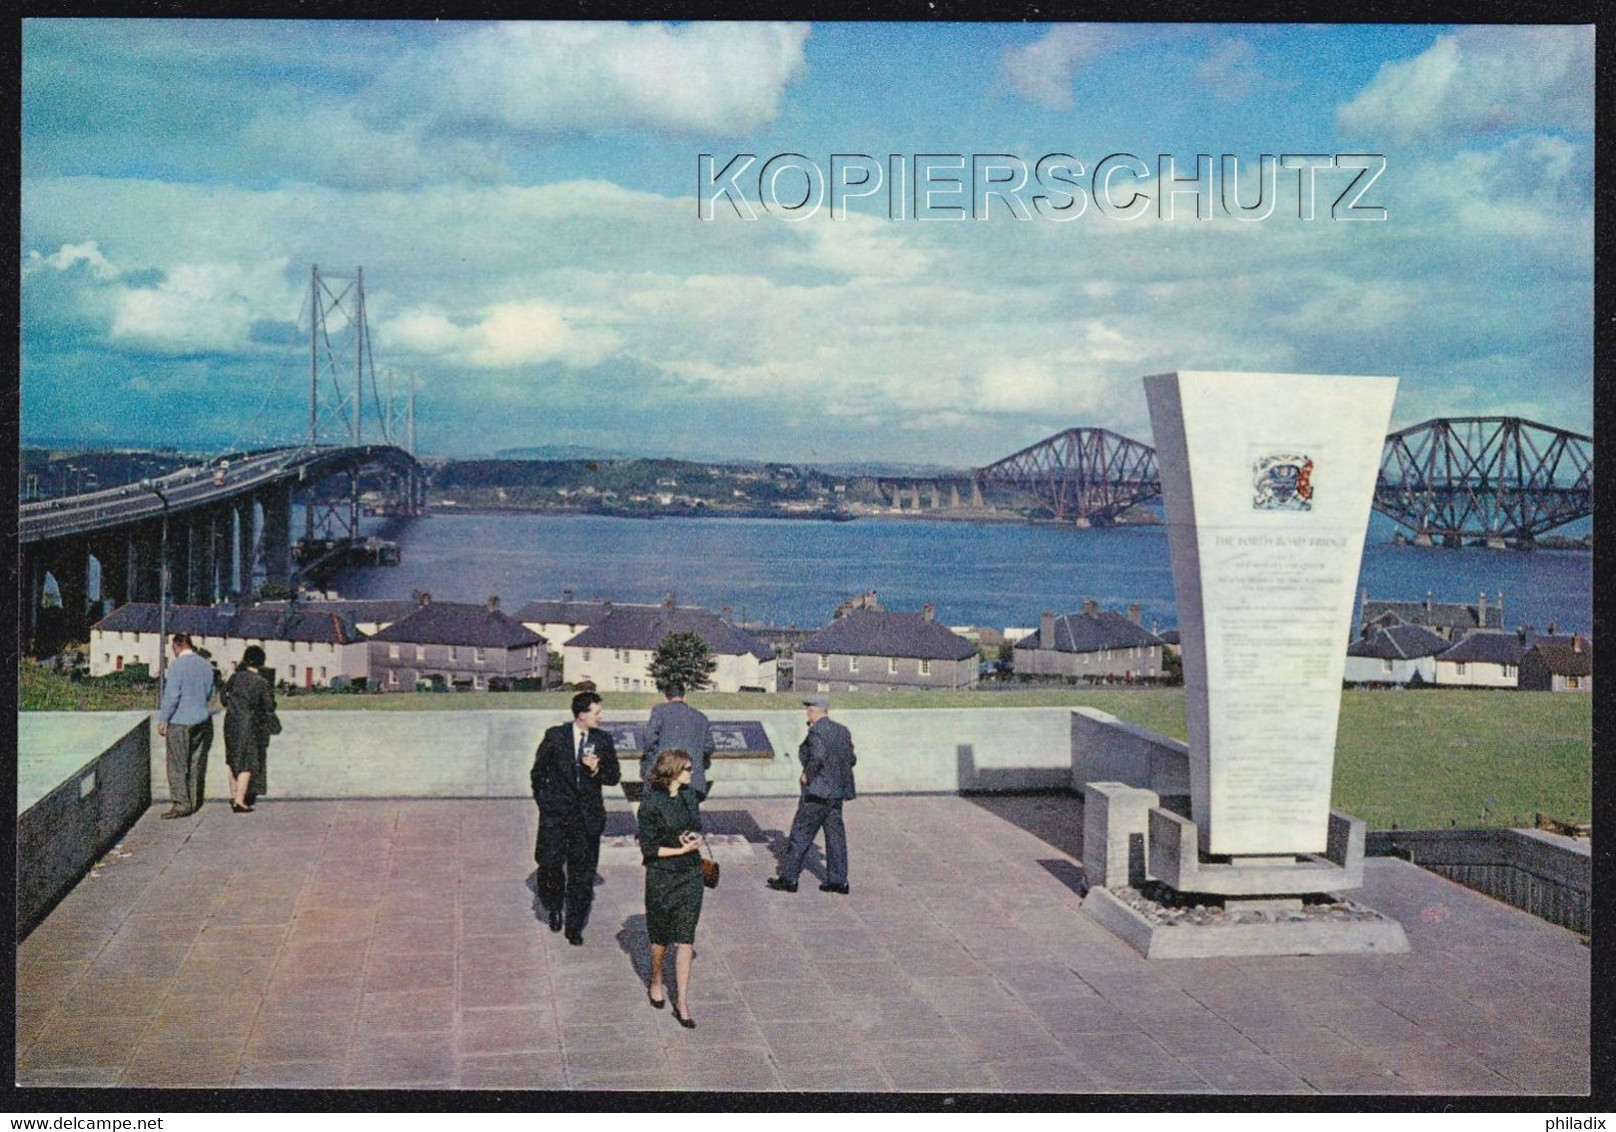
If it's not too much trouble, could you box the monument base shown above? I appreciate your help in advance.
[1083,885,1410,959]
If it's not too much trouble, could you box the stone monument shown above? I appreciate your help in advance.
[1078,371,1409,957]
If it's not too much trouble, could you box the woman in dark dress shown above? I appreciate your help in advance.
[638,748,705,1029]
[223,645,276,813]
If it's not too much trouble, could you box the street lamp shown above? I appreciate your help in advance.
[139,479,170,707]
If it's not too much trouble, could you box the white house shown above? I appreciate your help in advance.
[89,602,370,688]
[1344,624,1449,685]
[562,606,776,693]
[1432,630,1528,689]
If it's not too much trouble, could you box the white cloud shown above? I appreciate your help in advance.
[1338,26,1593,143]
[109,258,299,353]
[1000,25,1130,109]
[411,21,810,136]
[31,240,118,279]
[380,298,618,369]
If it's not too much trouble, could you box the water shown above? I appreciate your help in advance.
[327,511,1594,635]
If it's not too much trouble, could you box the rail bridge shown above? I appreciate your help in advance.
[971,417,1592,542]
[21,444,423,655]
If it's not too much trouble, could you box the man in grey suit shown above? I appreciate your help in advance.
[767,694,857,894]
[156,632,217,818]
[642,683,716,801]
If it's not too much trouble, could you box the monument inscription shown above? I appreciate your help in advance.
[1145,371,1397,856]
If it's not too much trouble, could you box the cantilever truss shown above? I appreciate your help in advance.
[1375,416,1593,544]
[975,427,1161,524]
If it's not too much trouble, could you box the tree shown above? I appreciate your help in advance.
[649,631,718,694]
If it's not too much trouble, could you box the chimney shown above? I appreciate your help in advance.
[1126,603,1141,625]
[662,592,676,610]
[1082,598,1098,618]
[1547,621,1557,636]
[721,605,733,622]
[487,595,500,612]
[1425,591,1433,613]
[602,600,613,614]
[1477,591,1487,628]
[922,603,935,622]
[1040,611,1055,650]
[1497,591,1504,623]
[419,591,432,606]
[562,588,574,603]
[1573,634,1583,653]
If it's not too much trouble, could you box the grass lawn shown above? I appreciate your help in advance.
[20,667,1589,831]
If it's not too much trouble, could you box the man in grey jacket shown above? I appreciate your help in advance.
[157,632,217,818]
[767,694,857,894]
[641,683,716,801]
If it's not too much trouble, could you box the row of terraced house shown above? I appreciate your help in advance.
[1345,590,1592,692]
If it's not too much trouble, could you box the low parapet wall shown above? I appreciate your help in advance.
[144,706,1080,801]
[18,713,151,938]
[1366,828,1591,934]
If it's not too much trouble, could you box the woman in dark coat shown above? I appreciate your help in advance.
[223,645,276,813]
[638,748,705,1029]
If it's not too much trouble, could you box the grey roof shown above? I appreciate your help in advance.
[1347,624,1450,661]
[369,602,545,648]
[1364,597,1502,633]
[1436,631,1529,665]
[797,610,978,661]
[1013,610,1163,654]
[93,603,367,644]
[565,607,772,662]
[514,599,664,625]
[258,599,422,626]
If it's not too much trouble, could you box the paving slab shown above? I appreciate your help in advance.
[12,794,1592,1095]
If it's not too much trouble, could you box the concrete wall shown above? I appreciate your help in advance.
[18,713,151,938]
[1366,827,1590,934]
[147,706,1078,802]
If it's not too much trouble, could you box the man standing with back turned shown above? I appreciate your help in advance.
[157,632,216,818]
[767,694,857,894]
[532,691,621,944]
[642,683,716,802]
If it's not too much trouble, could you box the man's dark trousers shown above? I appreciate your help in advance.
[779,795,847,887]
[537,814,600,933]
[165,718,213,814]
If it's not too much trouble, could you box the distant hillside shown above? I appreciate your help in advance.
[494,445,635,461]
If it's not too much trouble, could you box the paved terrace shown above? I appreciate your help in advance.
[16,795,1589,1094]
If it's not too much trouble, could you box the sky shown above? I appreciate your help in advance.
[20,21,1595,466]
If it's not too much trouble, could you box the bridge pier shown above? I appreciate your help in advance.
[259,482,294,593]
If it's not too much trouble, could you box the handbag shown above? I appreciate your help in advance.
[266,711,283,736]
[698,826,720,889]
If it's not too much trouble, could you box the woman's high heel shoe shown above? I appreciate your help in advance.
[675,1004,695,1029]
[648,986,666,1010]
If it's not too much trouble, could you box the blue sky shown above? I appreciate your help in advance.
[21,21,1594,464]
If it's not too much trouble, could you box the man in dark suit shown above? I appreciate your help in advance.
[532,691,621,944]
[767,694,857,895]
[641,683,716,801]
